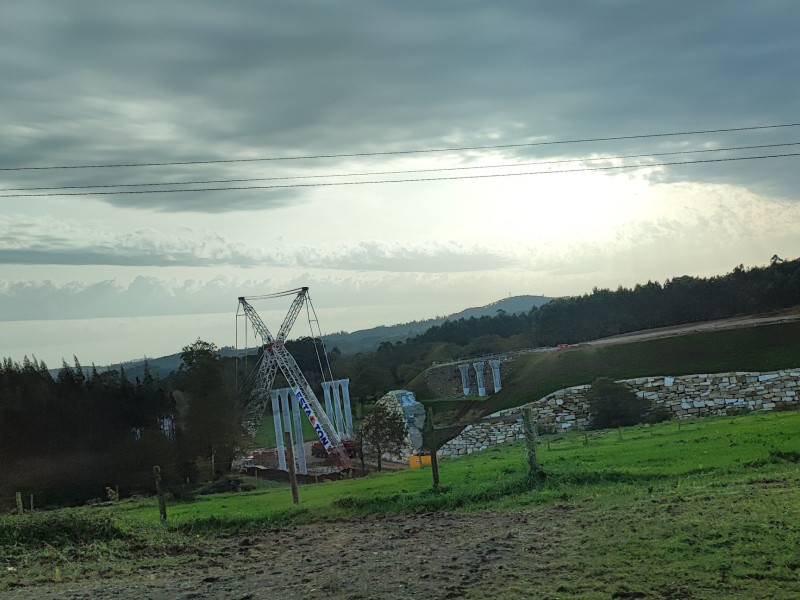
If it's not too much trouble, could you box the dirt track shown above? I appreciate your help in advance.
[7,508,576,600]
[576,312,800,348]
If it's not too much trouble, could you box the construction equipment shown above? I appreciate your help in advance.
[311,438,359,459]
[237,288,352,469]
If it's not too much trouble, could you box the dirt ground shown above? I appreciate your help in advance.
[6,508,576,600]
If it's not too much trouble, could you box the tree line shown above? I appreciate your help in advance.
[532,256,800,345]
[0,340,242,507]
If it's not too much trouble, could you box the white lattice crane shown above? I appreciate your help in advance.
[237,288,351,469]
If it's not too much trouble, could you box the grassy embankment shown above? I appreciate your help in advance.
[416,321,800,429]
[2,411,799,596]
[252,321,800,445]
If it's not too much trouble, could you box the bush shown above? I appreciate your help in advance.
[198,475,253,495]
[0,509,126,548]
[537,423,559,435]
[645,405,674,424]
[587,377,650,429]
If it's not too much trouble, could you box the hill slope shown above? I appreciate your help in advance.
[414,319,800,431]
[323,294,550,355]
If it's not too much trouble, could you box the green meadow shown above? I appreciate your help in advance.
[3,411,799,596]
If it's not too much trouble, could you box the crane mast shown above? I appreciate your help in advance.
[238,290,351,469]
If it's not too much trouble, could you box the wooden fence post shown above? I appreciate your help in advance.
[153,466,167,521]
[15,492,23,515]
[284,432,299,505]
[522,407,538,475]
[426,407,440,490]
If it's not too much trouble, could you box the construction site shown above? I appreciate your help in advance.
[233,287,424,483]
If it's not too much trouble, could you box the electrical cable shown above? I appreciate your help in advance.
[305,297,334,384]
[242,288,306,301]
[2,151,798,198]
[2,122,798,171]
[6,141,799,192]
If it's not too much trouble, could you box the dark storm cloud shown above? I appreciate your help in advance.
[1,1,799,212]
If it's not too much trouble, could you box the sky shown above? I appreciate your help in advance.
[2,1,800,369]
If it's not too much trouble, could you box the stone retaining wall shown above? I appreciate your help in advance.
[437,368,800,458]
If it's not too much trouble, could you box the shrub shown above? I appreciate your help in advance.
[587,377,650,429]
[0,509,126,548]
[645,405,674,424]
[537,423,559,435]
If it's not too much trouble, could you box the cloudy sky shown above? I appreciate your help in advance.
[2,1,800,368]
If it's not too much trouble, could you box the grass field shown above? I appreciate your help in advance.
[3,411,799,596]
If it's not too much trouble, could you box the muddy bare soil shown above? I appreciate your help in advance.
[7,509,574,600]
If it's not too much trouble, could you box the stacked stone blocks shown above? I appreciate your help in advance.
[437,369,799,458]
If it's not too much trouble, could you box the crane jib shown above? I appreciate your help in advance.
[295,389,334,452]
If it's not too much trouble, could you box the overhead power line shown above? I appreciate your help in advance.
[5,141,800,193]
[2,152,798,198]
[1,122,799,172]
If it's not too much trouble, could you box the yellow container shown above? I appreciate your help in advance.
[409,455,432,469]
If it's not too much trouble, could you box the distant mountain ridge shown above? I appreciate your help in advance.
[86,295,552,378]
[322,295,551,355]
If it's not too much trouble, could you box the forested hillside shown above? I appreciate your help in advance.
[320,294,550,355]
[532,255,800,345]
[330,256,800,399]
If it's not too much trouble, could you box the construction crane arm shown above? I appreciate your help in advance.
[271,344,350,466]
[238,297,274,345]
[237,293,351,469]
[276,287,308,342]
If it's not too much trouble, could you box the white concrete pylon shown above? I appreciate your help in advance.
[489,359,502,393]
[279,388,294,467]
[279,389,293,434]
[458,364,470,396]
[271,389,287,471]
[291,392,308,475]
[331,381,345,437]
[340,378,354,439]
[322,381,334,426]
[473,362,487,396]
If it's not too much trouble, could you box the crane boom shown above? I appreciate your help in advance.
[276,288,307,342]
[238,293,351,468]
